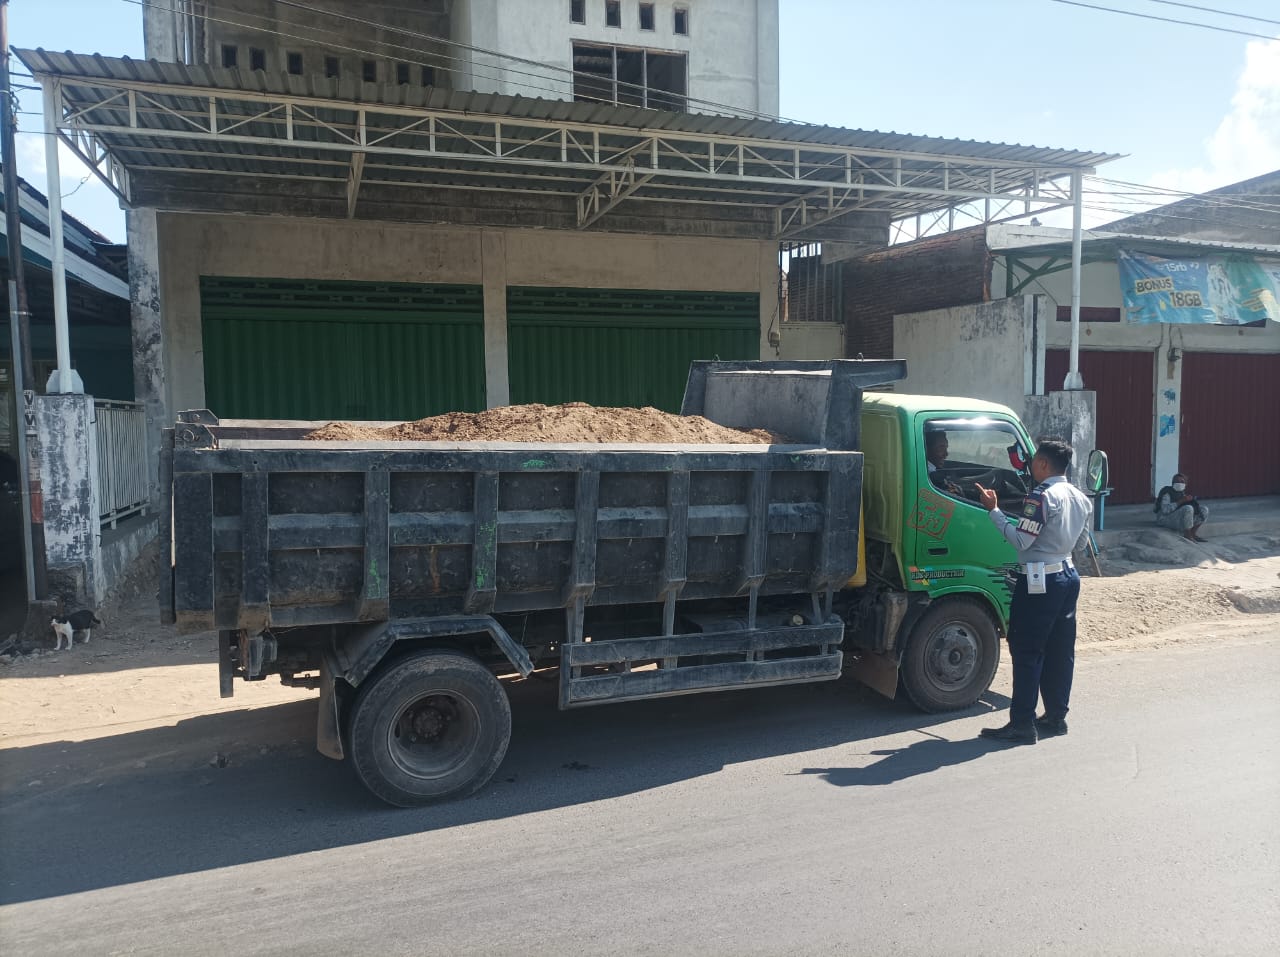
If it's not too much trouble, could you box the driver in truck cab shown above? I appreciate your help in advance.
[925,430,962,496]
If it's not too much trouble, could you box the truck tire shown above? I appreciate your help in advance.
[899,598,1000,713]
[348,650,512,807]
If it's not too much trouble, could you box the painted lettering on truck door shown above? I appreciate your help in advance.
[909,416,1031,611]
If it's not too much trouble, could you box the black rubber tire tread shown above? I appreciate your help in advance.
[900,597,1000,713]
[348,650,512,807]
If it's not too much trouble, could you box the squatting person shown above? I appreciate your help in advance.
[1154,472,1209,542]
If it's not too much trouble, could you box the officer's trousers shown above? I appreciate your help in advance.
[1007,567,1081,726]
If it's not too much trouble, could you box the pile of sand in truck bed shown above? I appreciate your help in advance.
[305,402,783,444]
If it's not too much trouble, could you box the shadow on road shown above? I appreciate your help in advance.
[797,732,1000,787]
[0,675,1010,905]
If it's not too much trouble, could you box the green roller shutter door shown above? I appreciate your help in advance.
[201,278,485,420]
[507,287,760,411]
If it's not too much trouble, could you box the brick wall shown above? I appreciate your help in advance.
[841,226,991,358]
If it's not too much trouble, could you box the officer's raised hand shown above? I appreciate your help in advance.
[975,483,998,511]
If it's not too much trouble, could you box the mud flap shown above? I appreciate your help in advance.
[316,653,344,761]
[848,649,900,700]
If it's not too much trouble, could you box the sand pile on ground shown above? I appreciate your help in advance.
[305,402,783,444]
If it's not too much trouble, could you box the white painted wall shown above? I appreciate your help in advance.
[453,0,778,114]
[892,297,1045,417]
[153,214,774,415]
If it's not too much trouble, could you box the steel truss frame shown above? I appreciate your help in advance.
[33,70,1097,240]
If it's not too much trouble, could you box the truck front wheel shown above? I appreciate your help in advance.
[348,650,512,807]
[899,598,1000,713]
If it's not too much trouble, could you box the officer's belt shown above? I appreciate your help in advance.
[1018,559,1073,575]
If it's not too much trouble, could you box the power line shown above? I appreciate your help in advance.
[1048,0,1280,40]
[1147,0,1280,27]
[1082,191,1280,215]
[1085,175,1280,215]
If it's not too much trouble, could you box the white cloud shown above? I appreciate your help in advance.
[15,131,91,190]
[1146,35,1280,195]
[14,130,126,241]
[1027,36,1280,231]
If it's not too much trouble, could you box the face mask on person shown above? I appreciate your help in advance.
[1173,482,1186,492]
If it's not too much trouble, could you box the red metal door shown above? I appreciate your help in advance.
[1045,349,1154,504]
[1179,352,1280,499]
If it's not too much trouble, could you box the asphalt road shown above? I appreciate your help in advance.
[2,626,1278,956]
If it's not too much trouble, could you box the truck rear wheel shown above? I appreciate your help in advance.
[348,650,512,807]
[900,598,999,713]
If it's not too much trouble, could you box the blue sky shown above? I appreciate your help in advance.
[9,0,1280,241]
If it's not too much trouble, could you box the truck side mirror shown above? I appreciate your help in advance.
[1086,449,1110,493]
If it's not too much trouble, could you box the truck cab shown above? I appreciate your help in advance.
[852,394,1035,712]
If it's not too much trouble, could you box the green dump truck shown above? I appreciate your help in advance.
[164,360,1037,806]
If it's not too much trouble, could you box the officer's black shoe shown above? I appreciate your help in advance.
[979,722,1038,745]
[1035,716,1069,738]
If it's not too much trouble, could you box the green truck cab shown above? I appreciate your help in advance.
[846,393,1035,713]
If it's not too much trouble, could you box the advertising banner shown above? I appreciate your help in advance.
[1117,248,1280,325]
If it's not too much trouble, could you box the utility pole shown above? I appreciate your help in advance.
[2,0,50,601]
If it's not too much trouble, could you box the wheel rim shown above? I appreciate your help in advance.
[922,621,980,692]
[386,691,481,781]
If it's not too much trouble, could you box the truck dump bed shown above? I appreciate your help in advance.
[164,435,858,631]
[162,360,903,706]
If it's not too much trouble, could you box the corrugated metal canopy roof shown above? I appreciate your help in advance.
[18,48,1120,239]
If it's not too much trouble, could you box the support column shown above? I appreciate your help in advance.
[480,231,510,409]
[1064,170,1085,391]
[35,393,102,605]
[42,80,82,395]
[128,208,169,506]
[1021,294,1047,400]
[1151,335,1183,499]
[142,0,180,61]
[759,241,778,359]
[1021,390,1097,491]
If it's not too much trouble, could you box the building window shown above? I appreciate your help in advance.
[674,7,689,35]
[573,43,688,111]
[606,0,621,27]
[362,60,378,82]
[1056,306,1122,323]
[286,51,304,75]
[570,0,585,23]
[249,47,266,71]
[325,56,340,78]
[396,62,411,85]
[421,65,436,86]
[639,3,655,30]
[221,44,238,68]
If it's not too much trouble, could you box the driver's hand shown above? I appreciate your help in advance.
[975,483,998,511]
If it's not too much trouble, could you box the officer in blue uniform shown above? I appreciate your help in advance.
[975,439,1093,745]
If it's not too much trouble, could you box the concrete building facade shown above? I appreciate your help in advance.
[834,217,1280,505]
[149,0,777,117]
[151,213,777,419]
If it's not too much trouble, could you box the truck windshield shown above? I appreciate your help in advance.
[924,420,1030,509]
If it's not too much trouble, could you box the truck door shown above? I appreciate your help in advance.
[909,415,1032,601]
